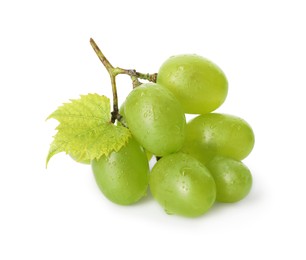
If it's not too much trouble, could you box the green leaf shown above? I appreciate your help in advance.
[46,93,131,166]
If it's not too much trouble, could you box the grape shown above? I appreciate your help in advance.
[150,152,216,217]
[182,113,255,165]
[91,137,149,205]
[124,83,186,157]
[157,54,228,114]
[206,156,252,202]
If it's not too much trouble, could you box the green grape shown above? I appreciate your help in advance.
[182,113,255,165]
[206,156,252,202]
[124,82,186,157]
[157,54,228,114]
[150,152,216,217]
[91,137,149,205]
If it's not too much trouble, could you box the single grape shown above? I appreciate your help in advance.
[91,137,149,205]
[206,156,252,203]
[157,54,228,114]
[124,83,186,157]
[150,152,216,217]
[182,113,255,165]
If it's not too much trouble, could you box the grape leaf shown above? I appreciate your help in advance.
[46,93,131,166]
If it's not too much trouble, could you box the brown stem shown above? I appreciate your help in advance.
[90,38,119,123]
[90,38,114,71]
[136,72,158,83]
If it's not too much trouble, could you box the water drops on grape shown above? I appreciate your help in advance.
[92,137,149,205]
[124,83,186,157]
[150,152,216,217]
[157,54,228,114]
[182,113,255,165]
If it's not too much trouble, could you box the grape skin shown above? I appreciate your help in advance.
[157,54,228,114]
[206,156,253,203]
[91,137,149,205]
[118,103,152,161]
[150,152,216,217]
[124,83,186,157]
[182,113,255,165]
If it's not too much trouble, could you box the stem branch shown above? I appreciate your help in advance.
[90,38,157,123]
[90,38,114,71]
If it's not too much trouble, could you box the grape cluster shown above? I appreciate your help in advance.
[92,54,255,218]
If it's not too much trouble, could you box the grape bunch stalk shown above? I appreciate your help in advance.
[47,38,255,218]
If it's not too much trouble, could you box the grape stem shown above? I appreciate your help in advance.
[89,38,157,123]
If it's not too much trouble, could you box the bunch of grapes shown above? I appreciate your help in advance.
[47,39,255,218]
[91,54,255,218]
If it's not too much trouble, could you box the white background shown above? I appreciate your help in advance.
[1,0,305,259]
